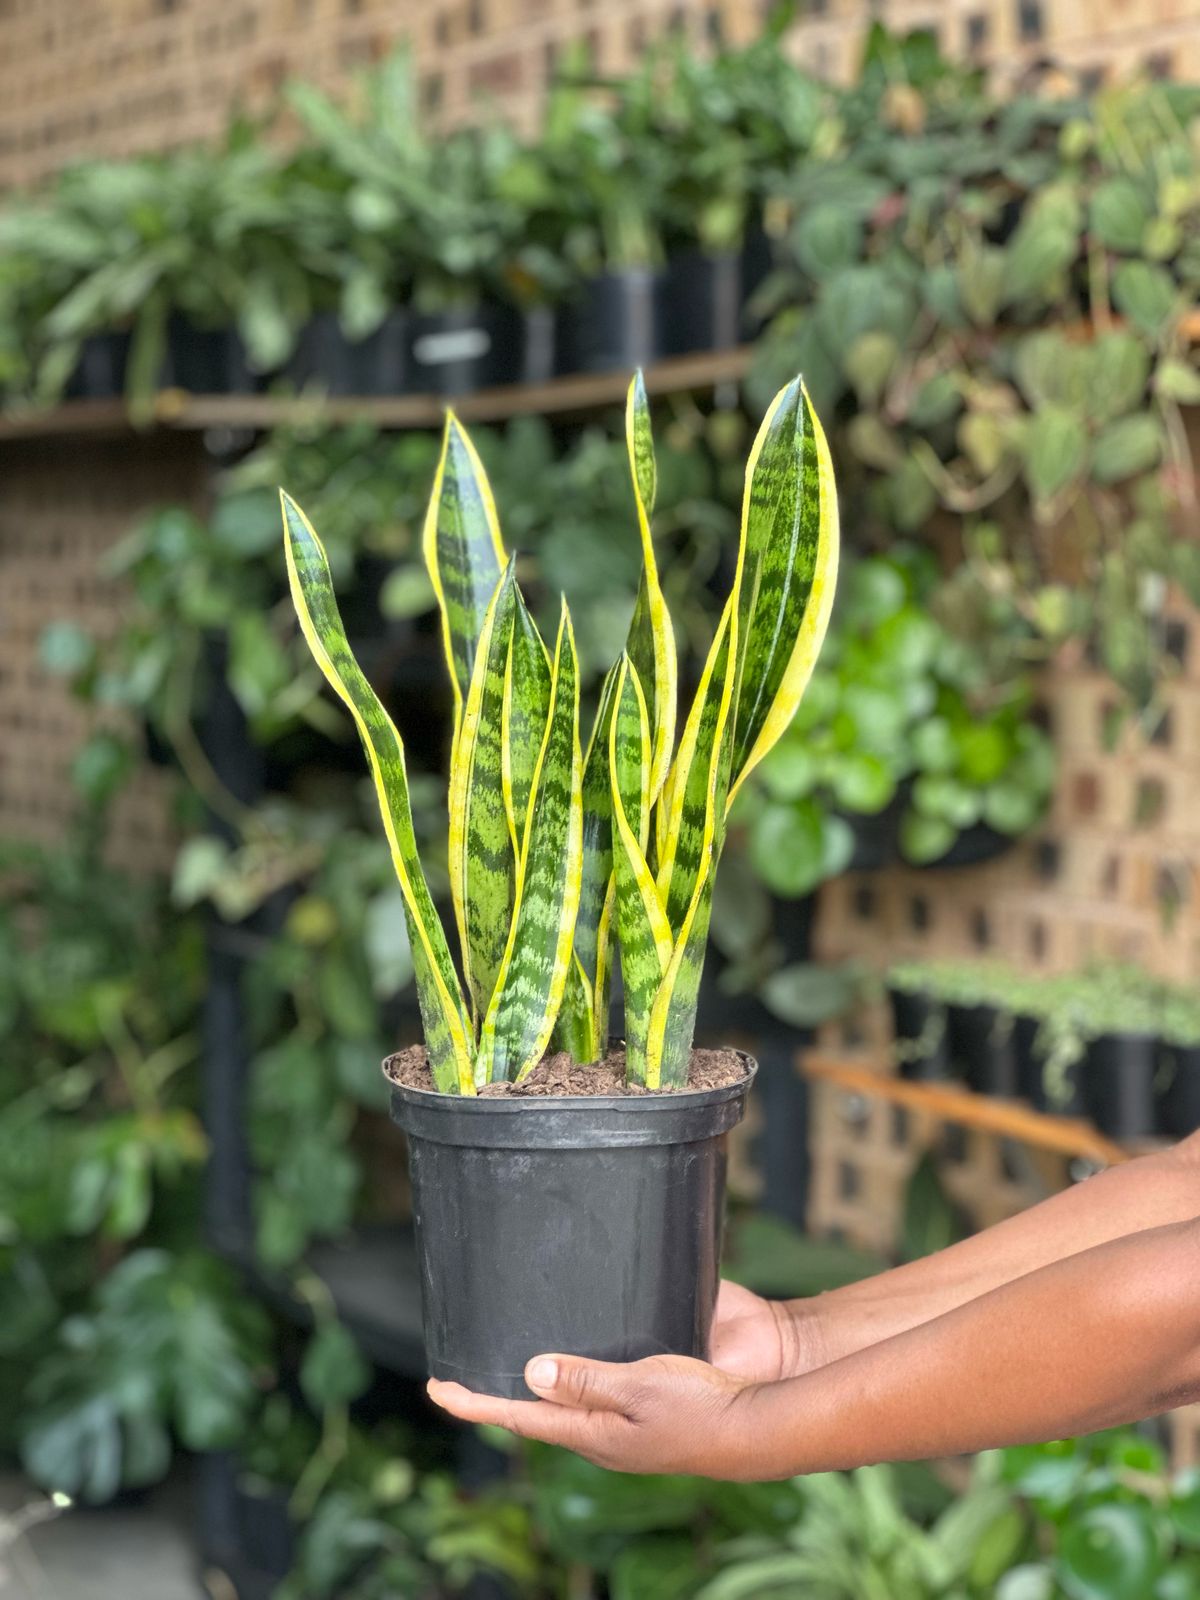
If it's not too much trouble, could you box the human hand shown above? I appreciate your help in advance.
[712,1280,828,1383]
[427,1352,769,1479]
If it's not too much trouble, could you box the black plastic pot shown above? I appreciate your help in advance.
[389,1054,754,1399]
[1083,1032,1158,1140]
[740,221,774,328]
[1158,1043,1200,1138]
[888,988,952,1081]
[1013,1013,1043,1105]
[661,249,744,357]
[64,331,131,400]
[947,1002,1020,1097]
[288,311,408,395]
[555,268,668,377]
[407,303,525,396]
[166,320,258,394]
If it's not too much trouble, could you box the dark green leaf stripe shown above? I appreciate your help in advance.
[561,660,622,1063]
[553,955,597,1064]
[646,618,738,1089]
[478,603,582,1084]
[281,491,474,1094]
[453,564,518,1021]
[624,374,677,800]
[627,368,657,515]
[728,378,840,801]
[609,656,672,1084]
[423,414,507,735]
[655,606,734,931]
[501,584,552,855]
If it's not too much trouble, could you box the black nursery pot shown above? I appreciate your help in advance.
[555,268,667,377]
[288,310,408,395]
[64,330,130,400]
[1083,1032,1158,1140]
[947,1003,1020,1098]
[660,249,744,358]
[389,1054,755,1399]
[1157,1044,1200,1139]
[166,320,258,394]
[407,303,525,396]
[888,988,951,1081]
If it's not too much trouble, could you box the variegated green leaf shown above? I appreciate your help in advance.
[645,617,737,1088]
[609,656,672,1084]
[423,413,507,738]
[727,377,840,803]
[624,373,677,802]
[655,606,735,931]
[477,603,583,1084]
[554,954,599,1064]
[281,490,474,1094]
[448,563,518,1020]
[560,661,622,1063]
[501,584,552,855]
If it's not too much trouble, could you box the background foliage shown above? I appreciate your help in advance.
[3,17,1200,1595]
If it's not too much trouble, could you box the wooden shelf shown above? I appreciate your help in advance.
[0,345,754,442]
[802,1051,1132,1167]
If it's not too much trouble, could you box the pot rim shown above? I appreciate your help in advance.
[386,1050,756,1149]
[383,1047,756,1115]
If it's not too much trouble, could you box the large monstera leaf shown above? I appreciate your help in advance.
[281,490,474,1094]
[611,376,839,1087]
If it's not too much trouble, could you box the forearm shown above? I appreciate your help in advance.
[791,1131,1200,1367]
[749,1215,1200,1479]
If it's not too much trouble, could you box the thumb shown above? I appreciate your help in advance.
[524,1353,639,1413]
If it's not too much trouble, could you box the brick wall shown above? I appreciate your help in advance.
[1,0,1199,189]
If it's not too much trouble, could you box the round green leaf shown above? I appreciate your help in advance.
[1091,415,1162,485]
[899,809,957,864]
[1057,1504,1160,1600]
[1089,178,1150,252]
[998,1566,1056,1600]
[1024,406,1088,500]
[830,752,896,815]
[1113,260,1177,338]
[750,800,825,898]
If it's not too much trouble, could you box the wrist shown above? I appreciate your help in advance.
[775,1294,835,1376]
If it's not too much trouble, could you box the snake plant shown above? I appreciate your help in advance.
[281,372,838,1093]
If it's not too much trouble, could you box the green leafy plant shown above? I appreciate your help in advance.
[282,372,838,1089]
[741,550,1055,897]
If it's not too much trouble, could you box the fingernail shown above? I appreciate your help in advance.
[527,1357,558,1390]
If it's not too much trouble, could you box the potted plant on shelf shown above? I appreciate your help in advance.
[545,56,675,379]
[280,371,838,1396]
[739,548,1056,901]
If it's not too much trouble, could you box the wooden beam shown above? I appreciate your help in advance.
[0,346,755,443]
[802,1051,1132,1167]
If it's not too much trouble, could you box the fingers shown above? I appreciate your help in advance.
[426,1380,600,1449]
[524,1354,641,1413]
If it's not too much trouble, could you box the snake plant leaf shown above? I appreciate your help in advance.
[609,656,672,1083]
[477,601,583,1085]
[655,605,736,931]
[556,660,623,1063]
[624,373,677,802]
[423,413,507,740]
[501,583,553,855]
[727,376,840,804]
[281,491,474,1095]
[448,562,518,1020]
[554,954,599,1064]
[645,617,737,1088]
